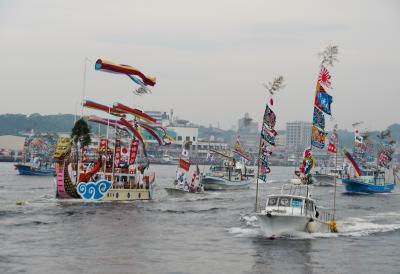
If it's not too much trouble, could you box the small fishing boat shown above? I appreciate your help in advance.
[256,184,335,237]
[342,169,395,194]
[165,154,205,196]
[313,168,343,186]
[201,138,253,190]
[254,46,340,238]
[15,132,58,176]
[15,163,54,176]
[164,186,204,196]
[341,128,397,194]
[201,164,252,190]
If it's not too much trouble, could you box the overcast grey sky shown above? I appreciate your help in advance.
[0,0,399,131]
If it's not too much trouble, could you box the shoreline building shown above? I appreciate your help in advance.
[286,121,312,164]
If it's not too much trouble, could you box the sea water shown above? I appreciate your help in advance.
[1,163,400,274]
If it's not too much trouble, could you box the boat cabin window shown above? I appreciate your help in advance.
[292,198,303,208]
[267,197,278,206]
[278,197,291,207]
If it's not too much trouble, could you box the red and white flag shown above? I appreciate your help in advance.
[318,65,332,89]
[179,159,191,172]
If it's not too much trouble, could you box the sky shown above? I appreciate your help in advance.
[0,0,399,131]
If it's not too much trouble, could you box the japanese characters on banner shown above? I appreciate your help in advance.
[129,138,139,165]
[114,139,121,167]
[258,104,277,182]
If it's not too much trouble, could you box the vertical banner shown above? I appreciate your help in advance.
[129,138,139,165]
[258,104,277,182]
[114,139,121,167]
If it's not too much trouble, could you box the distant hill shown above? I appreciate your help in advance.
[0,113,76,135]
[0,114,399,149]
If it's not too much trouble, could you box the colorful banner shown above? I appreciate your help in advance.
[378,150,391,168]
[179,159,191,172]
[328,124,338,153]
[95,59,156,87]
[263,104,276,129]
[83,100,126,117]
[129,138,139,165]
[233,136,251,161]
[311,125,327,149]
[312,107,325,130]
[114,139,121,167]
[343,149,364,176]
[261,123,277,146]
[315,90,333,115]
[114,103,157,124]
[258,101,277,182]
[299,148,314,175]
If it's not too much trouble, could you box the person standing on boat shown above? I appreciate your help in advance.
[137,165,145,189]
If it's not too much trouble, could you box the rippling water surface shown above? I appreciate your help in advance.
[1,162,400,274]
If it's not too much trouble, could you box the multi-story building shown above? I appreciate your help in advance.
[145,110,171,127]
[286,121,312,153]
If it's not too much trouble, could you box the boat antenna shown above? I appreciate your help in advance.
[80,57,92,117]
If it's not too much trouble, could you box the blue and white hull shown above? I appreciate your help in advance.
[14,164,55,176]
[342,178,395,193]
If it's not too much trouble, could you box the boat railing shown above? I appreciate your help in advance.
[280,184,311,198]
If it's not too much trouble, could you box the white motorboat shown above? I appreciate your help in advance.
[256,184,335,237]
[313,168,343,186]
[200,164,252,190]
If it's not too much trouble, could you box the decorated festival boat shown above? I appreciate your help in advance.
[200,139,253,190]
[165,141,204,196]
[54,58,173,201]
[342,129,397,193]
[255,46,339,237]
[15,132,58,176]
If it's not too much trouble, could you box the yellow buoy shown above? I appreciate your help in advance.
[330,220,338,233]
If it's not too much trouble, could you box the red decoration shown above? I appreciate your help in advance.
[129,138,139,165]
[328,143,337,153]
[114,139,121,167]
[179,159,191,172]
[318,66,332,89]
[81,146,88,163]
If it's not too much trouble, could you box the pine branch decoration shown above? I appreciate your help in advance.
[263,76,285,95]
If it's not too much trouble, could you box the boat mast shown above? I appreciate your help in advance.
[333,133,339,220]
[255,76,284,212]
